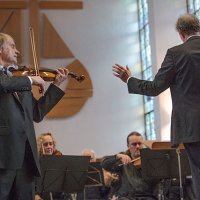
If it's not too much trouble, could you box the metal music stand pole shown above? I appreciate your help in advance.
[157,179,165,200]
[49,192,53,200]
[176,147,184,200]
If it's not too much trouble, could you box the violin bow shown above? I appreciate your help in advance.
[29,26,43,94]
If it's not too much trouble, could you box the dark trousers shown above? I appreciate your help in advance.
[0,142,35,200]
[184,142,200,200]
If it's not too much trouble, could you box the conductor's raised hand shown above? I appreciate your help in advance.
[53,68,69,87]
[112,64,132,83]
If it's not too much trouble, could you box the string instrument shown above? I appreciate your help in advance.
[118,156,141,168]
[130,157,141,168]
[24,27,85,94]
[103,169,120,187]
[54,150,62,156]
[11,65,85,82]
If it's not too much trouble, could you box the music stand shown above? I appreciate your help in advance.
[82,162,105,200]
[140,148,190,180]
[141,148,191,200]
[85,162,105,187]
[37,155,90,196]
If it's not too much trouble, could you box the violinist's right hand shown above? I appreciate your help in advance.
[116,153,131,165]
[30,76,45,93]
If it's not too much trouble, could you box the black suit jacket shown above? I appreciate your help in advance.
[128,36,200,145]
[0,72,65,176]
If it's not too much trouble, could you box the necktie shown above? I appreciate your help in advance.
[2,67,8,75]
[2,67,12,76]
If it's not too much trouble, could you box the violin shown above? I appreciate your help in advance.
[16,27,85,84]
[118,156,141,168]
[103,169,120,187]
[53,149,62,156]
[130,157,141,168]
[11,65,85,82]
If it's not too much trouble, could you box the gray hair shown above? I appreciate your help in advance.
[0,33,9,48]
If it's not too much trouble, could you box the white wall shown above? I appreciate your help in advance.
[32,0,144,157]
[149,0,187,140]
[21,0,188,157]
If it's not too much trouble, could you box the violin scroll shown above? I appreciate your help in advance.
[68,72,85,82]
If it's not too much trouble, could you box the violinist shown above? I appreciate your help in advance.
[101,132,158,200]
[0,32,68,200]
[35,133,72,200]
[36,133,62,157]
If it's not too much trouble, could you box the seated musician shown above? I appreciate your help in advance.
[82,148,97,162]
[35,133,72,200]
[101,131,158,200]
[37,132,62,156]
[76,149,111,200]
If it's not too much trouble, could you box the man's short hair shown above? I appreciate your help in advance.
[176,14,200,35]
[126,131,142,145]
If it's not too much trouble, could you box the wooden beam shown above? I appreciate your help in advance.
[0,1,27,9]
[0,10,22,62]
[39,1,83,9]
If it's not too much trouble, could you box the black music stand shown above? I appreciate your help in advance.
[80,162,105,200]
[37,155,90,196]
[140,148,190,180]
[85,162,105,187]
[141,148,191,200]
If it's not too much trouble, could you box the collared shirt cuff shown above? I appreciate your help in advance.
[28,76,33,84]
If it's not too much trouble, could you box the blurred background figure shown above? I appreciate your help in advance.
[82,148,97,162]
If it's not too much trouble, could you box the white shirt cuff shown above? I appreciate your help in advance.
[127,77,131,84]
[28,76,33,84]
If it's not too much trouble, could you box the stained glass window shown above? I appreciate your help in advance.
[137,0,156,140]
[187,0,200,17]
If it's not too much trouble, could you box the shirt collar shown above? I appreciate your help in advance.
[0,64,17,76]
[186,34,200,41]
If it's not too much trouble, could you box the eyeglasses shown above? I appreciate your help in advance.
[43,142,54,147]
[131,142,142,146]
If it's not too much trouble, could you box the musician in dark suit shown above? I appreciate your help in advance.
[101,132,158,200]
[112,14,200,199]
[0,33,68,200]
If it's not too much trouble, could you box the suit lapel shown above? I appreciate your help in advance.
[13,92,23,109]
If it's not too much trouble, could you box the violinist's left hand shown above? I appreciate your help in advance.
[53,68,69,87]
